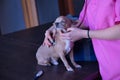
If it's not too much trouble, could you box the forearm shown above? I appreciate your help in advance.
[89,24,120,40]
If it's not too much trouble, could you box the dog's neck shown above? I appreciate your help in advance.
[54,28,66,40]
[53,29,73,54]
[64,40,72,54]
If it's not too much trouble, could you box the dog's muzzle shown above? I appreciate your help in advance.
[54,23,59,27]
[54,21,65,28]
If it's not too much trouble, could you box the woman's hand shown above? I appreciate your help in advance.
[43,29,56,47]
[42,30,52,47]
[60,27,87,42]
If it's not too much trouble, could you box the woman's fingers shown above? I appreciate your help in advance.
[48,35,54,43]
[67,28,74,32]
[52,29,56,38]
[45,31,54,44]
[60,31,71,40]
[43,31,54,47]
[60,27,83,42]
[42,38,51,47]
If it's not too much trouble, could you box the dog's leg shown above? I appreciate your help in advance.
[38,60,51,66]
[51,57,59,65]
[69,50,82,68]
[59,52,73,71]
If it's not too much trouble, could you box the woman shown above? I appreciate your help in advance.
[43,0,120,80]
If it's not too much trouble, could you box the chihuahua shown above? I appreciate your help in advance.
[36,16,81,71]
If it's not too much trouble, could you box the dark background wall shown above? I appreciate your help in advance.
[36,0,60,25]
[0,0,60,34]
[0,0,84,35]
[72,0,84,17]
[0,0,25,34]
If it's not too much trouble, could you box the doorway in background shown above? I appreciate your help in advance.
[22,0,39,28]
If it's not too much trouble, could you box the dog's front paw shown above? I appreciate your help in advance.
[52,61,59,65]
[67,67,74,71]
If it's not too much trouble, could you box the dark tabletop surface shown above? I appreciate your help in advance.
[0,23,100,80]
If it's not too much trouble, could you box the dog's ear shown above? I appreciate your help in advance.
[64,18,73,28]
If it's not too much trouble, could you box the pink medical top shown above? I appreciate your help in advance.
[79,0,120,80]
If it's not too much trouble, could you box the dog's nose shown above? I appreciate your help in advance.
[55,23,59,27]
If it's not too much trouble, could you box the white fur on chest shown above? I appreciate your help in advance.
[64,40,72,54]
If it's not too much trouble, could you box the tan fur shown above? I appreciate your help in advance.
[36,16,81,71]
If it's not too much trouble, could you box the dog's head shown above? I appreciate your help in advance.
[53,16,72,32]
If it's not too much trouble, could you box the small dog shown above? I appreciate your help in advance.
[36,16,81,71]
